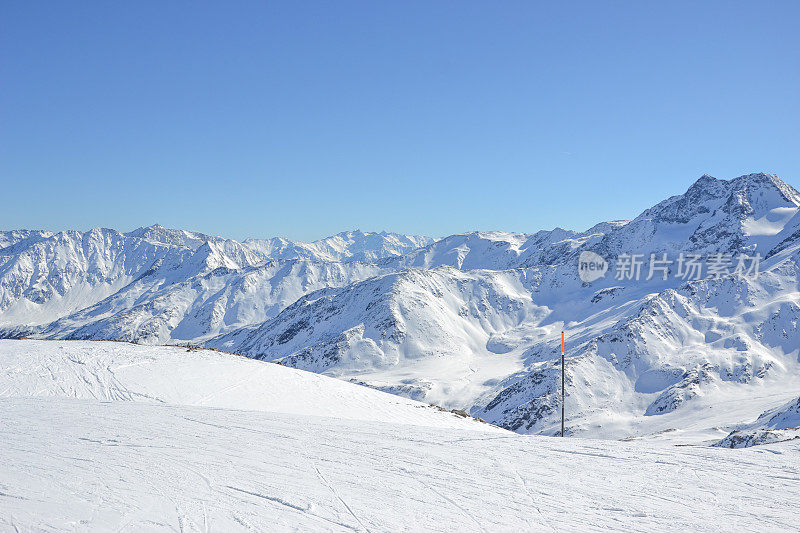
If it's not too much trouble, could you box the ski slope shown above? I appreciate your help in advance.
[1,340,799,531]
[3,398,799,531]
[0,340,492,429]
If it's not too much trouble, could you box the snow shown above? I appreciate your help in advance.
[761,396,800,429]
[0,340,492,429]
[0,227,420,336]
[244,230,435,263]
[208,267,544,411]
[712,396,800,448]
[1,339,799,531]
[742,207,799,236]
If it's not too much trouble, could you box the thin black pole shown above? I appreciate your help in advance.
[561,330,565,437]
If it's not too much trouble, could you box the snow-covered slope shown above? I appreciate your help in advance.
[0,227,427,343]
[757,396,800,429]
[714,396,800,448]
[209,267,544,407]
[385,223,628,270]
[1,339,798,531]
[0,229,54,251]
[5,397,799,532]
[588,173,800,261]
[39,259,386,344]
[0,227,197,328]
[245,230,435,263]
[0,339,492,429]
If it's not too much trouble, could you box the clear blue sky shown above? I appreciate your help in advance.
[2,1,798,241]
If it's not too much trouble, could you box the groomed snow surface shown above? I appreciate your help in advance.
[2,340,798,532]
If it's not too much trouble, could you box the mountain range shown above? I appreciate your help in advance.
[3,172,800,445]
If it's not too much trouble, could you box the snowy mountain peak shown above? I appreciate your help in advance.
[732,172,800,206]
[244,230,434,263]
[126,224,215,250]
[683,172,800,209]
[583,220,630,235]
[587,172,800,259]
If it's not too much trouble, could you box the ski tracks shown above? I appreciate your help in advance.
[314,466,371,532]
